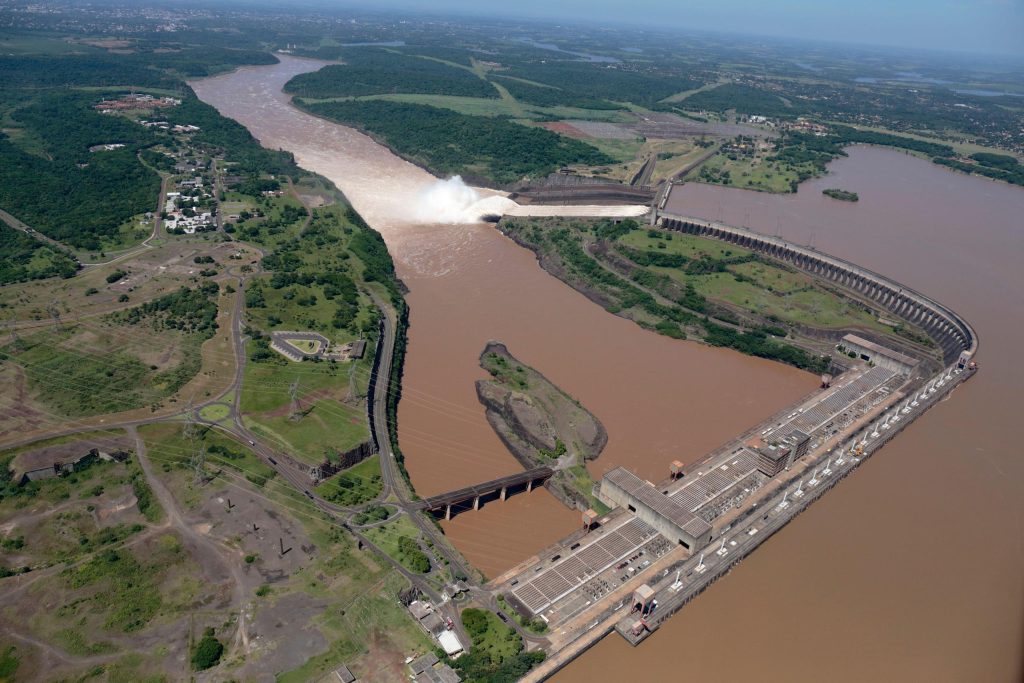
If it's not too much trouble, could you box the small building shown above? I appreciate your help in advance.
[409,653,439,676]
[11,437,131,485]
[840,334,918,374]
[335,664,355,683]
[753,444,792,478]
[339,339,366,360]
[669,460,684,479]
[778,429,811,461]
[421,612,446,636]
[631,584,655,615]
[414,664,462,683]
[437,630,463,657]
[582,508,598,530]
[409,600,433,621]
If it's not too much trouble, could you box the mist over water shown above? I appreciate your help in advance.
[414,175,498,224]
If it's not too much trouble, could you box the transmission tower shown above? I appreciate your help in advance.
[46,300,63,331]
[190,446,207,484]
[288,377,301,421]
[183,398,197,441]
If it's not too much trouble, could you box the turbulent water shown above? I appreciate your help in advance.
[194,57,1023,681]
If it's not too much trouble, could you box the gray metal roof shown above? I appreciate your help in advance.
[605,468,711,538]
[842,334,918,367]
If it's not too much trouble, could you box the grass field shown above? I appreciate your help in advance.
[688,270,882,329]
[198,402,231,423]
[619,230,885,331]
[363,514,431,573]
[139,421,278,491]
[285,338,320,355]
[460,608,521,663]
[1,323,203,418]
[695,151,802,193]
[23,529,206,662]
[302,92,635,125]
[618,230,751,260]
[0,439,161,569]
[240,357,370,465]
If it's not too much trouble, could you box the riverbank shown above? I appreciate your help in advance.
[497,216,936,373]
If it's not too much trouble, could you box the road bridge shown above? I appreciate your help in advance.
[658,213,978,364]
[415,467,554,520]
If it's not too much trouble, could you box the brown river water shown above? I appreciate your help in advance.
[194,57,1022,681]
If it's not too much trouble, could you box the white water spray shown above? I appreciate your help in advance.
[412,174,648,225]
[414,175,492,224]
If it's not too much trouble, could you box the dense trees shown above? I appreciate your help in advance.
[0,225,78,284]
[683,83,795,118]
[110,283,220,338]
[299,99,612,184]
[503,62,700,106]
[0,92,161,249]
[191,628,224,671]
[453,608,545,683]
[284,49,498,99]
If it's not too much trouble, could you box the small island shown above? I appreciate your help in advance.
[476,342,608,511]
[823,188,859,202]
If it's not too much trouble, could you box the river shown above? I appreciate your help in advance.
[555,148,1024,682]
[193,57,1022,680]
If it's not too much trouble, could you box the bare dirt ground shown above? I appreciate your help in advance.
[237,591,329,681]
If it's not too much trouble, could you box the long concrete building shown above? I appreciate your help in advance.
[600,468,712,550]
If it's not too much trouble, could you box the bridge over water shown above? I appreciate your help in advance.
[414,467,554,520]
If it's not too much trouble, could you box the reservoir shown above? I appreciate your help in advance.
[194,58,1022,679]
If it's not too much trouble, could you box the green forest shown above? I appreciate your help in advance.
[0,224,79,284]
[503,62,700,106]
[297,98,612,184]
[0,94,161,249]
[284,49,498,99]
[0,46,292,250]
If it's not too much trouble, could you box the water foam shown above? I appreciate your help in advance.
[414,175,489,224]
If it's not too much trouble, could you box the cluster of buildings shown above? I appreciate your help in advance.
[782,117,830,136]
[164,185,215,234]
[408,600,463,657]
[95,93,180,112]
[140,120,202,135]
[88,143,126,152]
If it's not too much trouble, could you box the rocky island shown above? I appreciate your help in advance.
[476,342,608,511]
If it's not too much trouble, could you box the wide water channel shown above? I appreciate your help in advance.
[194,57,1022,681]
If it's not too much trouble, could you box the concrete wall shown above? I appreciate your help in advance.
[841,339,914,374]
[658,214,977,364]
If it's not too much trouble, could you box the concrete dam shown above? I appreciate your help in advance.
[498,212,980,682]
[657,213,978,364]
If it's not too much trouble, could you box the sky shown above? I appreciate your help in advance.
[346,0,1024,57]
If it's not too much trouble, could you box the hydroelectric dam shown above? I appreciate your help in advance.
[485,208,977,683]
